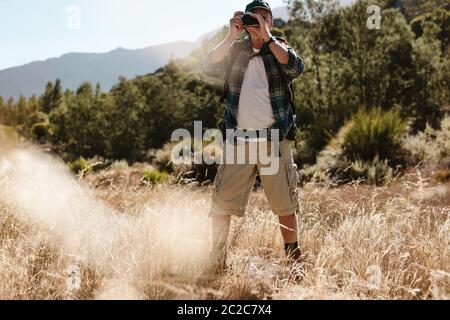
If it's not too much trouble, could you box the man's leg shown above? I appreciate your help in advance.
[259,139,302,259]
[212,215,231,255]
[208,161,257,273]
[279,213,302,259]
[207,215,231,274]
[279,213,297,244]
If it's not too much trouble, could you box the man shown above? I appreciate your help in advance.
[202,0,305,273]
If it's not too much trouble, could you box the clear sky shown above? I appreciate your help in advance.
[0,0,289,70]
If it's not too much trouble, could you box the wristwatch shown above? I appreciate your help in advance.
[265,36,277,47]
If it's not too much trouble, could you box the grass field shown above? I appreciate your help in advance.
[0,143,448,300]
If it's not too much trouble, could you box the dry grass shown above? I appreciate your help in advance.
[0,141,448,300]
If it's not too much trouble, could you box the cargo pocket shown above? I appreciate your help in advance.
[212,164,225,201]
[286,162,300,209]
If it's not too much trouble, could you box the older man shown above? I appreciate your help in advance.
[203,0,305,273]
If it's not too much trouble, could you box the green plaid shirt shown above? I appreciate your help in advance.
[203,36,304,140]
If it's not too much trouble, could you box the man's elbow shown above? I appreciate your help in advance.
[282,49,304,79]
[296,57,305,77]
[282,58,304,80]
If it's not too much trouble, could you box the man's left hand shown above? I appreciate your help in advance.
[247,13,272,43]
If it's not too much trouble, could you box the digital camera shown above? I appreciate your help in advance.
[242,14,259,27]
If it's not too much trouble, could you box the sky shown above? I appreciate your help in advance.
[0,0,289,70]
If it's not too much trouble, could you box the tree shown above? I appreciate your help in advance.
[0,96,4,124]
[286,0,427,164]
[15,95,28,125]
[109,78,147,161]
[411,8,450,54]
[52,79,63,109]
[40,79,63,114]
[410,21,449,129]
[40,81,54,114]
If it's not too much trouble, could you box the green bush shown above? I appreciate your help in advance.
[342,108,407,163]
[31,122,51,140]
[68,158,90,174]
[140,170,170,185]
[300,109,406,186]
[26,111,49,127]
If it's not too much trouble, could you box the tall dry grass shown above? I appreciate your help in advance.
[0,137,448,299]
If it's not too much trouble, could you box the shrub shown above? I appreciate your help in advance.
[68,158,90,175]
[110,160,130,172]
[342,108,408,163]
[31,122,51,140]
[435,169,450,182]
[403,115,450,167]
[299,124,351,185]
[140,170,169,185]
[153,143,177,173]
[300,109,406,185]
[25,112,51,141]
[151,139,222,184]
[347,156,395,185]
[26,112,49,127]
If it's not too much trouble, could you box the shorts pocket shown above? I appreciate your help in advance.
[213,164,225,199]
[286,162,299,208]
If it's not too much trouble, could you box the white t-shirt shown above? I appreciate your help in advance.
[236,48,275,131]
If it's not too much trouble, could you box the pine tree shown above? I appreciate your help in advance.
[15,95,28,125]
[28,95,39,113]
[40,79,63,114]
[52,79,63,109]
[41,81,54,114]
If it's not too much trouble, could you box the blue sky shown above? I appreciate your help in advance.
[0,0,290,70]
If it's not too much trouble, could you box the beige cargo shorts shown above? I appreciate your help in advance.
[209,138,300,217]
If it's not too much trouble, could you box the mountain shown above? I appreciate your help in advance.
[273,6,290,21]
[0,41,201,100]
[0,6,293,100]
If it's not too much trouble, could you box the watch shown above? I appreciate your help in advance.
[265,36,277,47]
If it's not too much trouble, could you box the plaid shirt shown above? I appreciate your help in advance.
[203,36,304,140]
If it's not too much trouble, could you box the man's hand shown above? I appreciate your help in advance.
[228,11,244,40]
[246,13,272,42]
[206,11,244,66]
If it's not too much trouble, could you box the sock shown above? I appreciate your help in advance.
[284,242,299,255]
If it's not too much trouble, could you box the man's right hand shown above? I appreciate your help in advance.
[206,11,244,66]
[228,11,244,40]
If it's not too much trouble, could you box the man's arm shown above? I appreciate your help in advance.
[250,13,304,81]
[202,11,244,78]
[269,41,305,81]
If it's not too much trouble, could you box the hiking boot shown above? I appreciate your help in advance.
[287,246,304,262]
[284,242,305,262]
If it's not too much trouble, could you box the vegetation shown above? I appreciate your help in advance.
[342,108,407,163]
[0,0,448,301]
[68,158,90,175]
[0,144,448,299]
[141,170,170,185]
[0,0,448,184]
[403,115,450,167]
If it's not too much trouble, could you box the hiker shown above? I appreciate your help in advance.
[202,0,305,273]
